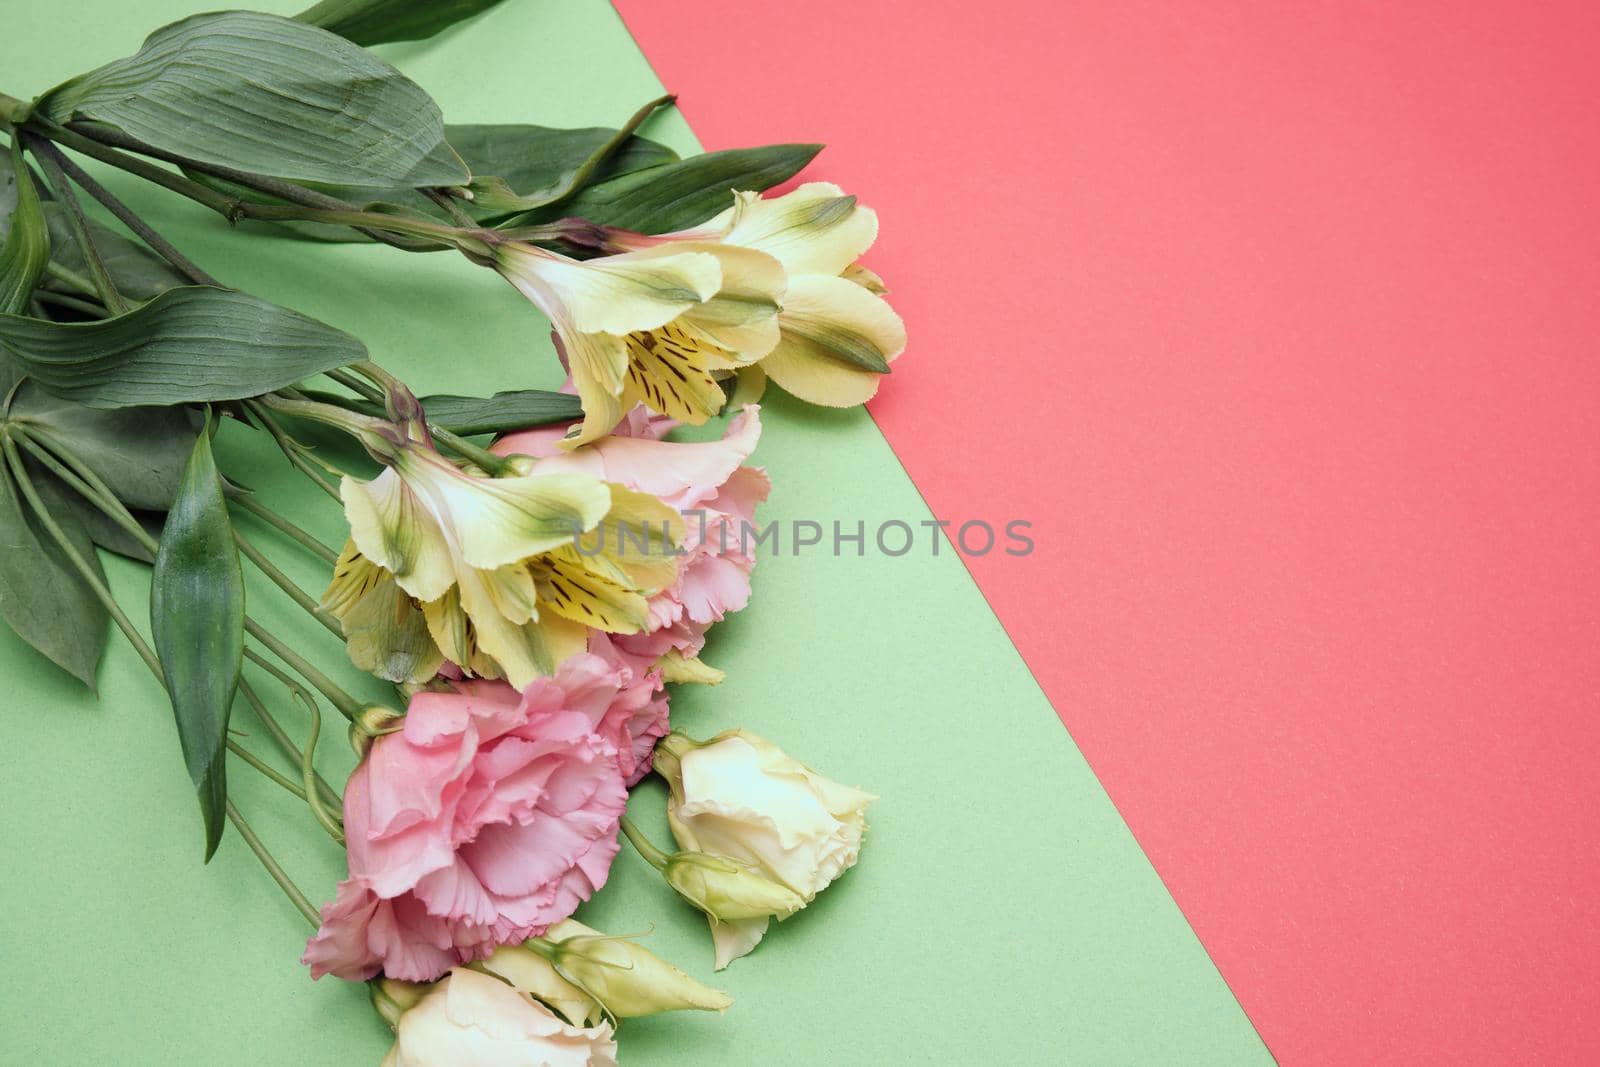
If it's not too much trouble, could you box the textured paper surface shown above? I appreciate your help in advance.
[615,0,1600,1062]
[0,2,1266,1063]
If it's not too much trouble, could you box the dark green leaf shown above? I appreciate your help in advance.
[1,147,187,301]
[44,205,186,302]
[452,125,678,206]
[0,139,50,315]
[0,287,367,408]
[7,382,201,508]
[296,0,506,46]
[38,11,468,188]
[150,428,243,860]
[503,144,822,234]
[0,455,108,688]
[219,124,681,242]
[301,387,583,436]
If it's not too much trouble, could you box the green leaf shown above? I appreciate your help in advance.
[301,387,583,436]
[1,148,187,301]
[502,144,823,234]
[37,11,468,188]
[44,205,186,302]
[7,383,201,509]
[0,287,367,408]
[216,124,680,242]
[0,139,50,315]
[0,457,109,688]
[149,427,243,860]
[296,0,507,46]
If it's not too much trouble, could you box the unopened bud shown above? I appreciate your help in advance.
[663,851,804,923]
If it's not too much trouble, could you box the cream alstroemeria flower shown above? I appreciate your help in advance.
[654,730,876,968]
[619,182,905,408]
[380,966,618,1067]
[322,428,683,690]
[494,240,784,446]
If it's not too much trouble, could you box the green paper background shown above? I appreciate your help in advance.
[0,2,1269,1063]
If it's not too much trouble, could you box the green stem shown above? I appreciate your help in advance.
[231,494,339,564]
[234,530,343,638]
[239,670,342,813]
[244,618,362,723]
[13,427,156,552]
[242,400,344,501]
[33,289,108,318]
[227,738,308,801]
[20,115,447,252]
[290,681,345,845]
[25,132,129,314]
[260,391,391,438]
[326,367,385,404]
[27,134,221,287]
[44,260,101,299]
[617,815,670,870]
[225,800,321,929]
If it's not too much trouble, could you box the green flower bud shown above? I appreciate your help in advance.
[537,919,732,1018]
[663,851,805,923]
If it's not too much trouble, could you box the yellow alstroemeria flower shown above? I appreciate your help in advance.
[494,240,785,447]
[321,431,684,690]
[616,182,906,409]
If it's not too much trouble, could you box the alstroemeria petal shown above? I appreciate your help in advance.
[560,329,631,448]
[341,468,457,603]
[719,182,878,277]
[417,465,613,570]
[522,248,723,336]
[762,273,906,407]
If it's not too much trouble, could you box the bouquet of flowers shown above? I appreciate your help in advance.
[0,2,903,1061]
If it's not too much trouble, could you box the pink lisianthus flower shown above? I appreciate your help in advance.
[303,653,648,983]
[494,405,769,681]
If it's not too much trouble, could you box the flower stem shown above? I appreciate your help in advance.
[44,260,101,299]
[241,400,344,501]
[234,530,343,638]
[238,669,342,813]
[24,133,222,287]
[24,132,129,314]
[243,618,363,723]
[618,815,671,870]
[230,493,339,564]
[225,800,321,929]
[227,738,308,802]
[33,289,108,318]
[326,367,386,404]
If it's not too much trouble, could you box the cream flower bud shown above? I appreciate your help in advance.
[534,918,733,1018]
[664,850,806,926]
[656,729,875,967]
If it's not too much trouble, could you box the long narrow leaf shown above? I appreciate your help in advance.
[296,0,506,46]
[502,144,823,233]
[0,287,367,408]
[150,428,243,860]
[0,139,50,314]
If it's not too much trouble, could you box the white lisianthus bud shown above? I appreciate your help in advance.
[655,730,875,967]
[530,918,733,1018]
[379,966,617,1067]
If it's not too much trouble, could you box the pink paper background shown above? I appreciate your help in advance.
[616,1,1600,1061]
